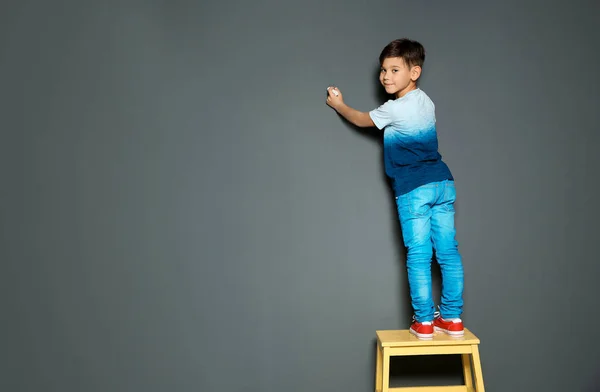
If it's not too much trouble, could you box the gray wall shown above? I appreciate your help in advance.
[2,0,599,391]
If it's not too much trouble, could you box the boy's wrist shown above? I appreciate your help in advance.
[335,102,348,114]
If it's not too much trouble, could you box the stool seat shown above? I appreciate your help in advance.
[375,328,485,392]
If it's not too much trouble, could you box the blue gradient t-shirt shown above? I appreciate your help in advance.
[369,88,453,195]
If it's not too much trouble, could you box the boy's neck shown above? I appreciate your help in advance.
[395,83,418,99]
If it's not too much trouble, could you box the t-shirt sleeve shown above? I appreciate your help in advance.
[369,100,398,130]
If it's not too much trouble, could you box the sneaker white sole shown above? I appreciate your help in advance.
[410,328,433,340]
[434,326,464,337]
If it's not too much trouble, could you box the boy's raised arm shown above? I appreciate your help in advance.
[326,86,376,128]
[334,103,376,128]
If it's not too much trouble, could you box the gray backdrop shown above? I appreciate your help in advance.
[2,0,599,391]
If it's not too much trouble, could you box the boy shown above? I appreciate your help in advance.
[325,38,464,339]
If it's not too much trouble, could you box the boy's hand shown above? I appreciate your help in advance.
[326,86,343,109]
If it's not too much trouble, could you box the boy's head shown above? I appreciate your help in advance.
[378,38,425,97]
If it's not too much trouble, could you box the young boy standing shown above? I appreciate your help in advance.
[326,38,465,339]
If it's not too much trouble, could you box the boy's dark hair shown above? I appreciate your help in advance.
[379,38,425,68]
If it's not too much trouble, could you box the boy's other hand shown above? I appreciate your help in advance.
[326,86,343,109]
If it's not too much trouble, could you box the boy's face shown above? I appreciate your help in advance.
[379,57,421,98]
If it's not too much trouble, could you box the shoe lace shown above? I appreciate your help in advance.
[411,315,432,325]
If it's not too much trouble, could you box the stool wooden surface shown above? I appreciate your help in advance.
[375,328,484,392]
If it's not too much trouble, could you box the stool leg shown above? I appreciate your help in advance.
[375,342,382,392]
[382,347,390,392]
[462,354,474,389]
[471,345,485,392]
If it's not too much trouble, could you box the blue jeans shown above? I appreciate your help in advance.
[395,180,464,322]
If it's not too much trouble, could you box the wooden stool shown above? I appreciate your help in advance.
[375,328,485,392]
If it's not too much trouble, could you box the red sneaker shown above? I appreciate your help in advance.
[433,315,464,337]
[410,320,434,339]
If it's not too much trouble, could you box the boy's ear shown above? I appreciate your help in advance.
[410,66,422,81]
